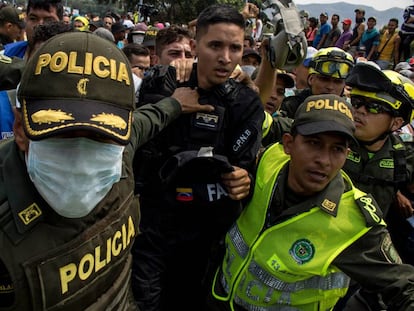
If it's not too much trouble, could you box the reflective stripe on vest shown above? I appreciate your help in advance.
[215,143,372,311]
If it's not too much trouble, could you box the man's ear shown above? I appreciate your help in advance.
[190,39,197,57]
[282,133,293,155]
[390,117,404,132]
[12,107,29,152]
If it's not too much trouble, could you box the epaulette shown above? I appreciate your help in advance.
[354,193,385,227]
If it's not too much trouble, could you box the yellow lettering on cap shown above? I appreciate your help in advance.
[59,263,77,294]
[118,63,131,85]
[50,51,68,72]
[68,52,83,74]
[306,100,316,111]
[315,99,325,109]
[94,56,110,78]
[33,51,131,86]
[35,53,51,74]
[110,59,117,80]
[84,52,93,75]
[326,99,334,110]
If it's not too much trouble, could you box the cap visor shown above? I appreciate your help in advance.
[23,99,132,145]
[296,120,356,143]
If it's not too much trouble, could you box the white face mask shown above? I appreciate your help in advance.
[27,137,124,218]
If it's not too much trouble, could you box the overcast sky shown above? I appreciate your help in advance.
[294,0,411,11]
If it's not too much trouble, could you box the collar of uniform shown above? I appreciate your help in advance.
[352,134,401,161]
[2,142,45,236]
[276,165,344,219]
[312,172,345,216]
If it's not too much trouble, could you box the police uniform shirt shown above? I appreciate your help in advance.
[265,163,414,309]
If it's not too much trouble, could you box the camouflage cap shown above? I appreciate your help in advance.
[18,32,135,145]
[292,94,356,142]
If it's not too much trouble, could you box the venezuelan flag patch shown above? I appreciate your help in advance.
[176,187,194,202]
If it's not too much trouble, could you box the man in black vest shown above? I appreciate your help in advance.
[131,4,264,310]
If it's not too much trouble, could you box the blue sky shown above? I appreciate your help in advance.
[294,0,411,11]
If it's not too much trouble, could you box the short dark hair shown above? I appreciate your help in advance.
[27,0,64,20]
[244,35,255,48]
[195,4,245,40]
[122,43,150,62]
[155,25,192,57]
[389,18,399,26]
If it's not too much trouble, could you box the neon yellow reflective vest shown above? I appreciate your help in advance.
[213,143,383,311]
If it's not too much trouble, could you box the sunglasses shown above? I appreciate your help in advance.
[351,97,394,115]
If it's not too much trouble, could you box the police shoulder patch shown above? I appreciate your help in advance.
[355,194,384,227]
[380,233,402,264]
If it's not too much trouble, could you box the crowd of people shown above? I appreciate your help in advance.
[1,0,414,310]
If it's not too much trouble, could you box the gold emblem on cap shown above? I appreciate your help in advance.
[0,54,12,64]
[18,203,42,225]
[321,199,336,212]
[77,78,89,95]
[31,109,75,124]
[90,113,127,130]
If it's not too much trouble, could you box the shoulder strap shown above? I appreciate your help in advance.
[377,32,394,55]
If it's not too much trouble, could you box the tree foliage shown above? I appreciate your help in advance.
[101,0,245,24]
[65,0,254,24]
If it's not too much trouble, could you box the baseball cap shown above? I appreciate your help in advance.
[320,12,328,17]
[143,26,158,47]
[367,16,376,22]
[276,69,295,88]
[342,18,352,25]
[135,22,148,32]
[302,46,318,67]
[111,22,126,34]
[0,6,25,29]
[242,48,262,63]
[292,94,355,142]
[18,32,135,145]
[395,61,412,72]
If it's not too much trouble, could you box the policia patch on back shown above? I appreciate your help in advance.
[355,194,383,226]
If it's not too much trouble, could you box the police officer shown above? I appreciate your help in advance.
[131,4,264,311]
[279,47,354,119]
[0,32,212,310]
[344,63,414,222]
[206,94,414,311]
[338,62,414,310]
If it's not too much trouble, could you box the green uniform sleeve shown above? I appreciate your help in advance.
[129,97,181,152]
[334,226,414,309]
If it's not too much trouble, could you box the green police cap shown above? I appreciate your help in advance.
[18,32,135,145]
[292,94,356,142]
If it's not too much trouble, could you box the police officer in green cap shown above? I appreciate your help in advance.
[0,31,212,310]
[206,94,414,311]
[337,61,414,310]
